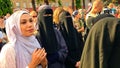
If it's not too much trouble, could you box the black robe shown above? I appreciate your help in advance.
[37,7,58,54]
[58,11,84,68]
[37,5,68,68]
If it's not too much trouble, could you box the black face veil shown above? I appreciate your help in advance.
[37,6,58,54]
[59,11,83,61]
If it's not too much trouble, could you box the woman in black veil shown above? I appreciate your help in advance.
[58,10,84,68]
[36,5,68,68]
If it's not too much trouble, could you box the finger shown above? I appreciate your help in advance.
[38,53,47,63]
[38,48,45,54]
[35,48,44,55]
[33,48,38,54]
[40,50,46,58]
[35,48,45,59]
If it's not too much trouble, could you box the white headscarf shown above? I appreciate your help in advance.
[0,10,41,68]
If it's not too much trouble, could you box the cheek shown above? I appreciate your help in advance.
[0,20,2,22]
[118,15,120,18]
[20,25,26,35]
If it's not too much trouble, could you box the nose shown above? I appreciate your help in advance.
[27,21,34,28]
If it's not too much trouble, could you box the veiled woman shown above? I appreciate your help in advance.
[58,10,84,68]
[36,5,68,68]
[80,15,120,68]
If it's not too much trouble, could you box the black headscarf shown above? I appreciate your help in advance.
[80,16,120,68]
[59,11,84,67]
[37,5,58,54]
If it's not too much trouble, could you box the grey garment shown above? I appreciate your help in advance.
[86,16,95,29]
[48,28,68,68]
[80,17,120,68]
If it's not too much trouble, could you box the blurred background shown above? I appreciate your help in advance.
[0,0,120,16]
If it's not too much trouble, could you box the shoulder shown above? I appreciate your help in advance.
[91,17,118,31]
[86,13,93,20]
[1,43,14,49]
[0,43,15,68]
[0,43,15,55]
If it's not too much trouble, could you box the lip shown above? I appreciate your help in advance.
[27,29,34,32]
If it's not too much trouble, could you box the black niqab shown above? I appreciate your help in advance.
[37,6,58,54]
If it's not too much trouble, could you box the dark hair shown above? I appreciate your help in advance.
[72,10,79,18]
[44,0,49,5]
[0,16,4,19]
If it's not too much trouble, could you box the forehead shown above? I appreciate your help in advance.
[20,13,31,19]
[30,11,37,15]
[20,14,32,22]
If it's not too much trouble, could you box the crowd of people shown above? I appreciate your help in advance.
[0,0,120,68]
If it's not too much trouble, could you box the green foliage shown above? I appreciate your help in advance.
[36,0,42,5]
[0,0,13,16]
[58,0,62,7]
[76,0,81,9]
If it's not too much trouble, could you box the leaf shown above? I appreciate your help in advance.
[0,0,13,16]
[58,0,62,7]
[0,9,3,16]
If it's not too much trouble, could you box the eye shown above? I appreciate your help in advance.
[20,21,26,24]
[29,18,33,22]
[32,16,37,18]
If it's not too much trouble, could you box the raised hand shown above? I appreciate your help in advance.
[28,48,47,68]
[41,57,48,68]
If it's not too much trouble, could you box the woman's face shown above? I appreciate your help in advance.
[31,12,37,23]
[20,14,35,37]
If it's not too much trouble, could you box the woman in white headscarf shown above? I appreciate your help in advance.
[0,10,47,68]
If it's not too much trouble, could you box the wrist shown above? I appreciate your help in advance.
[28,63,36,68]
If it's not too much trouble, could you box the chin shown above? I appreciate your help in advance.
[28,34,34,36]
[23,33,34,37]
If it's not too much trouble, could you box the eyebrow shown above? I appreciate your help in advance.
[20,19,27,21]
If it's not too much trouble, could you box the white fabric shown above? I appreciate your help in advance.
[0,31,3,39]
[0,10,42,68]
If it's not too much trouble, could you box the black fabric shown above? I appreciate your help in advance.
[47,51,59,64]
[108,22,120,68]
[80,18,89,42]
[0,28,6,34]
[37,8,58,54]
[58,11,84,68]
[0,28,6,51]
